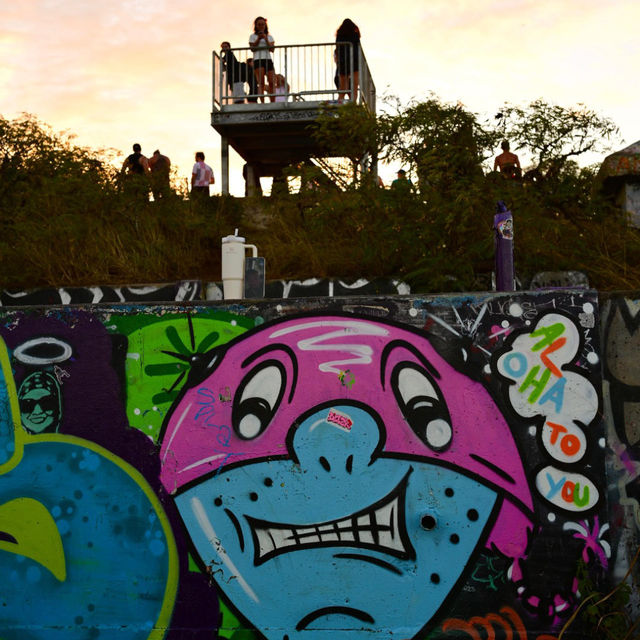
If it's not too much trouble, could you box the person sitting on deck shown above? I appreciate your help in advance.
[494,140,522,179]
[274,74,289,102]
[221,41,247,104]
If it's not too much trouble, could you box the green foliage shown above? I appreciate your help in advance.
[246,179,494,293]
[496,99,619,172]
[0,114,246,287]
[301,94,639,292]
[379,94,500,177]
[1,101,639,294]
[559,552,639,640]
[311,102,378,166]
[0,114,115,215]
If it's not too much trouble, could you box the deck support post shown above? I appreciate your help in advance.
[221,136,229,195]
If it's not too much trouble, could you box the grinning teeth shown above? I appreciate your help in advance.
[250,497,403,563]
[375,500,396,549]
[255,527,296,554]
[245,470,414,566]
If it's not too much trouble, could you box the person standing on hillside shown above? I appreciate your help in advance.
[191,152,214,200]
[122,143,149,175]
[149,149,171,200]
[494,140,521,179]
[391,169,413,191]
[121,143,150,201]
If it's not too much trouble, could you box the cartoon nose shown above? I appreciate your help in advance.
[289,403,384,475]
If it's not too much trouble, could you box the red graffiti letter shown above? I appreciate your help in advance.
[546,421,567,445]
[540,337,567,378]
[561,434,581,457]
[561,481,575,503]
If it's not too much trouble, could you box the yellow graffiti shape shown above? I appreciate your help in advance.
[0,335,25,476]
[0,496,66,581]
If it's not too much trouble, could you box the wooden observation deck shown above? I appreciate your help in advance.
[211,42,376,194]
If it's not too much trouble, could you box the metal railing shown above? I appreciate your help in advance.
[212,42,375,113]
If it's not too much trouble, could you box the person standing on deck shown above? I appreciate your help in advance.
[336,19,361,102]
[249,17,276,103]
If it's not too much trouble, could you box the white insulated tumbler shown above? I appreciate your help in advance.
[221,231,258,299]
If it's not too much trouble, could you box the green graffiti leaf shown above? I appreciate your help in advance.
[164,325,191,356]
[196,332,221,353]
[145,363,188,377]
[0,497,66,581]
[219,599,259,640]
[151,390,181,405]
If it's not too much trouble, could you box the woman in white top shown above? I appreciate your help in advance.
[249,16,276,103]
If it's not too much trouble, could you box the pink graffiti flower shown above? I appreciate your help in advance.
[563,516,610,569]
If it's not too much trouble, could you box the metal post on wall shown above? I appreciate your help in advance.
[494,201,515,292]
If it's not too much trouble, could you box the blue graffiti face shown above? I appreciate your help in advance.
[176,403,499,640]
[164,316,534,639]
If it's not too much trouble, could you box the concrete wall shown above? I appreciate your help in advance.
[0,290,636,639]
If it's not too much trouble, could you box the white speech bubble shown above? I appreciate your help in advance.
[496,313,597,428]
[541,419,587,464]
[535,466,599,512]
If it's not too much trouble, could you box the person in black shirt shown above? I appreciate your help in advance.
[221,41,247,103]
[120,143,150,202]
[336,19,361,101]
[121,143,149,175]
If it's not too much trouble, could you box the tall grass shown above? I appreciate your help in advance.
[2,167,640,292]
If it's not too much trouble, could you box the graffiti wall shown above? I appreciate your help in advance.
[602,296,640,597]
[0,291,632,639]
[0,278,408,307]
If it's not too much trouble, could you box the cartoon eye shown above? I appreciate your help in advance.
[392,363,452,451]
[232,363,285,440]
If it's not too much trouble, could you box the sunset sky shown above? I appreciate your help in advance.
[1,0,637,196]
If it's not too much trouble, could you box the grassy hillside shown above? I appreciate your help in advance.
[2,112,639,293]
[2,183,640,293]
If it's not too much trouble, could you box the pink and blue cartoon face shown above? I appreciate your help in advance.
[160,316,534,640]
